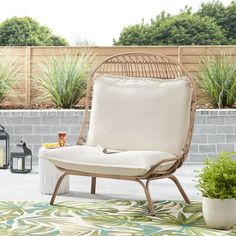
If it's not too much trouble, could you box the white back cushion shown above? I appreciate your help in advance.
[87,75,192,156]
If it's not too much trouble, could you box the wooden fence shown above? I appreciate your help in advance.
[1,46,236,106]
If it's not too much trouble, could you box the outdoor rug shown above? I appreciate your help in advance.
[0,200,235,235]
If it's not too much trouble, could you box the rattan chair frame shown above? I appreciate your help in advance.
[50,52,196,216]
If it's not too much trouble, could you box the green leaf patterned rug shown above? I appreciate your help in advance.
[0,200,235,235]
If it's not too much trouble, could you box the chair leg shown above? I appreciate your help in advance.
[168,175,190,204]
[50,172,67,205]
[91,177,96,194]
[136,179,155,216]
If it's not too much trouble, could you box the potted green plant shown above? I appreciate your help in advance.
[196,151,236,229]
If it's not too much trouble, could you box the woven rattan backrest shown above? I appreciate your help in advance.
[76,52,196,164]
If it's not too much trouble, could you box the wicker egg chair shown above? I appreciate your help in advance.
[41,52,196,216]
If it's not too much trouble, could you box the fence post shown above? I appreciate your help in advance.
[25,47,31,106]
[178,46,183,65]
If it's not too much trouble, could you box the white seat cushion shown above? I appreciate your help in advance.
[87,75,192,156]
[39,146,176,176]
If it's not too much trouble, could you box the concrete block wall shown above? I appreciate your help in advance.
[189,109,236,163]
[0,109,235,163]
[0,110,84,161]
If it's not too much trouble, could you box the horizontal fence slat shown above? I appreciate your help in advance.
[0,47,27,56]
[31,46,179,56]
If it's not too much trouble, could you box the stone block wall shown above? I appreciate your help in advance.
[189,109,236,163]
[0,109,235,163]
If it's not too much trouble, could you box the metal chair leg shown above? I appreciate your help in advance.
[136,179,155,216]
[168,175,190,204]
[50,172,67,205]
[91,177,96,194]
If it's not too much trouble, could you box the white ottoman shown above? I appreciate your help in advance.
[39,147,70,195]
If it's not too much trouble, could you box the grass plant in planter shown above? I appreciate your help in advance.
[198,53,236,108]
[196,151,236,229]
[35,49,96,108]
[0,48,22,103]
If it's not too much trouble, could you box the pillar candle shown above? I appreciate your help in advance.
[17,159,23,170]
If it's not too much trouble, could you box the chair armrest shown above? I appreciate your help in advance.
[144,156,180,178]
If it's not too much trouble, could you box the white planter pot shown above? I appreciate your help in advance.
[202,196,236,230]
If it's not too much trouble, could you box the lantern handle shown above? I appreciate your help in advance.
[0,125,5,130]
[17,140,26,147]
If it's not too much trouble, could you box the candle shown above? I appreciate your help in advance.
[17,159,23,170]
[0,148,3,167]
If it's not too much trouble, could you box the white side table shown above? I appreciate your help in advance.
[39,147,70,195]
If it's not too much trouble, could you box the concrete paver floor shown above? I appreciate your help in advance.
[0,164,202,202]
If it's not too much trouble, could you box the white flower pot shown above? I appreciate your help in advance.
[202,196,236,230]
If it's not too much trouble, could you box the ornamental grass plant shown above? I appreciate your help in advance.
[198,53,236,108]
[0,48,22,103]
[196,152,236,200]
[35,49,96,108]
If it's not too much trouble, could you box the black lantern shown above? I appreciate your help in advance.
[0,125,10,169]
[10,141,32,174]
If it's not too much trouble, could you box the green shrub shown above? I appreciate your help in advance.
[196,152,236,199]
[0,48,22,103]
[0,17,68,46]
[35,49,96,108]
[198,53,236,108]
